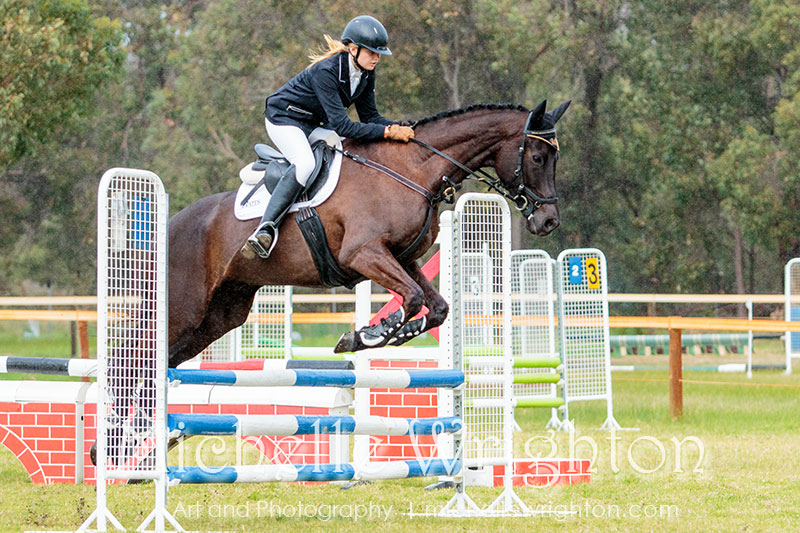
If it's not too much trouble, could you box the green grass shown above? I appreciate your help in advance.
[0,324,97,383]
[1,367,799,531]
[0,322,97,358]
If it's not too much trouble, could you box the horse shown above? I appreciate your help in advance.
[167,100,570,367]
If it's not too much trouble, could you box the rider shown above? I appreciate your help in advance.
[242,15,416,259]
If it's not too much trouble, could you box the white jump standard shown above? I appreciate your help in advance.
[556,248,619,430]
[438,194,540,516]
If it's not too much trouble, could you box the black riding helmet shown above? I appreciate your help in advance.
[341,15,392,55]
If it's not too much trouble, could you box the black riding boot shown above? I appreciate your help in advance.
[241,165,304,259]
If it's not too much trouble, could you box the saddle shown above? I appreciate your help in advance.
[239,136,360,287]
[241,140,334,206]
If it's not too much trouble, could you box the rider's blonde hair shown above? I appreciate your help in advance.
[308,34,348,65]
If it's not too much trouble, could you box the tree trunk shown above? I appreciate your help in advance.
[440,55,462,109]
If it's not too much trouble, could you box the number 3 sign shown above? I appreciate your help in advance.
[585,257,600,290]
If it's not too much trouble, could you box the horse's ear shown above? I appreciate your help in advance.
[529,100,547,129]
[550,100,571,124]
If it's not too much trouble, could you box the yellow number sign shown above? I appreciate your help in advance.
[585,257,600,290]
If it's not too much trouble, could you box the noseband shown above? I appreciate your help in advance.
[410,111,559,218]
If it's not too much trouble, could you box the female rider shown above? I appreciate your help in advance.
[242,15,415,259]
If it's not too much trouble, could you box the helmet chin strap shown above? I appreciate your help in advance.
[351,47,362,70]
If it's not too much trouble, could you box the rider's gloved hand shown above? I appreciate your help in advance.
[384,124,415,142]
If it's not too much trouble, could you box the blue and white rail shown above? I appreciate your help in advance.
[167,368,465,389]
[0,356,97,377]
[167,413,462,437]
[167,459,461,484]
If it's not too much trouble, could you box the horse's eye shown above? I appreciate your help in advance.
[532,154,544,167]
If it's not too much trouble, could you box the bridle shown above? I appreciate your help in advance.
[513,112,560,217]
[410,111,560,218]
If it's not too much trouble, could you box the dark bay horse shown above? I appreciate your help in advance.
[167,101,570,367]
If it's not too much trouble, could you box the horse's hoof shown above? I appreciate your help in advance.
[334,332,357,353]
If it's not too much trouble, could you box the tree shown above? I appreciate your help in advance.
[142,0,313,210]
[518,1,640,278]
[0,0,123,167]
[4,0,800,302]
[600,0,781,295]
[688,0,800,297]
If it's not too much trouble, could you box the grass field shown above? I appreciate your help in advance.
[1,329,799,531]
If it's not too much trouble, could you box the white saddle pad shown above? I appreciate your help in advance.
[234,128,343,221]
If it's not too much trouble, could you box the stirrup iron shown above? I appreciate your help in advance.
[244,223,279,259]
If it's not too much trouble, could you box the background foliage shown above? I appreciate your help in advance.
[2,0,799,301]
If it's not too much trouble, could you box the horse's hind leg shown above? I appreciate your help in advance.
[334,242,425,353]
[168,281,259,367]
[389,261,449,346]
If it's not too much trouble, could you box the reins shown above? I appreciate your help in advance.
[331,112,561,259]
[336,111,561,216]
[333,145,439,263]
[334,147,438,204]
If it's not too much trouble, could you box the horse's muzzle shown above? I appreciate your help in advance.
[526,205,560,236]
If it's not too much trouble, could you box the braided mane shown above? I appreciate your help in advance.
[413,103,529,128]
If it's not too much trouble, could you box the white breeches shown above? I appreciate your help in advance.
[264,117,315,186]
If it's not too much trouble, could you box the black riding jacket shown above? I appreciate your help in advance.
[265,51,394,141]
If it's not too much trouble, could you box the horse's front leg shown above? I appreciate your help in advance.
[334,241,424,353]
[388,260,449,346]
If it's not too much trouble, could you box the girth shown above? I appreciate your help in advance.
[296,204,435,289]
